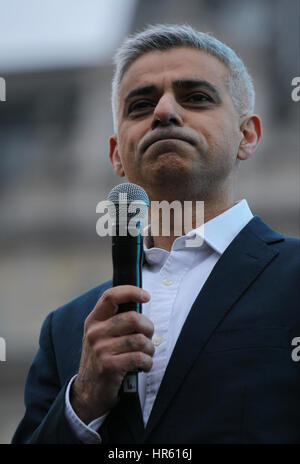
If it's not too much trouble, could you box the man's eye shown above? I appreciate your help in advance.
[184,93,212,103]
[128,100,153,113]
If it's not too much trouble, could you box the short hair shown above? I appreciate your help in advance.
[111,23,255,133]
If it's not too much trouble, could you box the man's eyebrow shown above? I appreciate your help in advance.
[123,79,222,106]
[173,79,221,101]
[124,85,157,106]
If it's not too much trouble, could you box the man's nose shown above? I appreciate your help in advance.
[151,93,183,129]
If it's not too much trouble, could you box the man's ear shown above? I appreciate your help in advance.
[237,114,262,161]
[109,135,125,177]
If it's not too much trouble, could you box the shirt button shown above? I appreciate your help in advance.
[153,336,164,346]
[163,277,173,286]
[148,252,157,261]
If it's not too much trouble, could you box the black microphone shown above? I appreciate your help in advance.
[107,183,149,394]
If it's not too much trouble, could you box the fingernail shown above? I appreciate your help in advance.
[140,289,148,302]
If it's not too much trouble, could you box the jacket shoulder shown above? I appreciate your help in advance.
[245,216,300,271]
[247,216,299,247]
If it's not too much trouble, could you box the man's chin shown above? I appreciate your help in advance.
[142,159,199,191]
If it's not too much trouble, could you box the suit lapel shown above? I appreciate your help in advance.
[144,216,283,439]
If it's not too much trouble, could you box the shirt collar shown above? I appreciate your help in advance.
[143,199,253,258]
[185,199,253,254]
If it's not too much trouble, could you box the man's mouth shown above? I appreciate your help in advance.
[140,130,196,154]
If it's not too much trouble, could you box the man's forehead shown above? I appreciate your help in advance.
[119,47,229,98]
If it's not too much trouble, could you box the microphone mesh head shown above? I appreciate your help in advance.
[106,183,149,221]
[107,183,149,206]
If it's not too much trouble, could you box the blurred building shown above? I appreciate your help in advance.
[0,0,299,443]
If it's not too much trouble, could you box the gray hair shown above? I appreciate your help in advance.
[111,24,255,133]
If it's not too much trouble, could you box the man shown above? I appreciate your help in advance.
[13,24,300,444]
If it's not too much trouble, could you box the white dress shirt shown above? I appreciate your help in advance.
[65,199,253,443]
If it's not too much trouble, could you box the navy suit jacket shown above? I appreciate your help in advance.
[12,217,300,444]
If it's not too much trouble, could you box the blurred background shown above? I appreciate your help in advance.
[0,0,299,444]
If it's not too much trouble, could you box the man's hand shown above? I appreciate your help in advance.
[70,285,154,424]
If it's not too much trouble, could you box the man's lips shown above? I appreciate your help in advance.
[150,138,190,146]
[140,130,196,154]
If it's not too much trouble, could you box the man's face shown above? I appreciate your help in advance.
[109,47,246,199]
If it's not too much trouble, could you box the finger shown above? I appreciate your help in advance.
[85,312,154,345]
[87,286,151,324]
[102,351,153,377]
[107,311,154,339]
[96,333,155,357]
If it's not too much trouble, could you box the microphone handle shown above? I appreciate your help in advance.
[112,229,143,394]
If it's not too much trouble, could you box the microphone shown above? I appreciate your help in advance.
[107,183,149,393]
